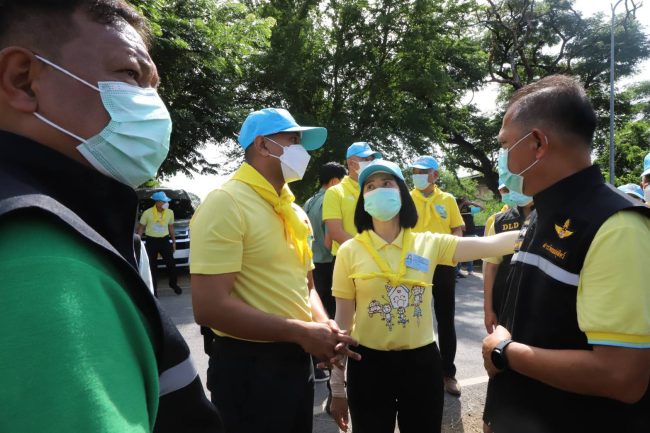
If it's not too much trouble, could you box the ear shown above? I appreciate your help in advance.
[0,48,40,113]
[250,135,271,157]
[430,170,439,183]
[531,128,549,160]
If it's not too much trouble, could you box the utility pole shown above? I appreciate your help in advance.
[609,0,623,185]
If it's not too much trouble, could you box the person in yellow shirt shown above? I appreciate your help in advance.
[137,191,181,296]
[327,160,518,433]
[189,108,358,433]
[323,142,382,255]
[409,155,464,395]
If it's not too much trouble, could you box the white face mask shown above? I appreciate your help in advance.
[356,160,371,175]
[162,202,170,209]
[266,137,311,183]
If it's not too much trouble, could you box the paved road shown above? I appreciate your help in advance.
[158,269,490,433]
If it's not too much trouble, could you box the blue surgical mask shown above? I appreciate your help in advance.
[412,174,430,190]
[497,132,543,194]
[364,187,401,221]
[501,192,515,208]
[33,55,172,188]
[508,191,533,207]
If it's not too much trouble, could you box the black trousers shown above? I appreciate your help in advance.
[313,260,335,318]
[347,343,444,433]
[207,336,314,433]
[432,264,457,377]
[144,235,177,296]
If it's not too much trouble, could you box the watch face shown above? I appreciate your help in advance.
[491,349,506,370]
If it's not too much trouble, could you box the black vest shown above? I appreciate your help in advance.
[0,131,222,433]
[492,206,527,328]
[485,165,650,433]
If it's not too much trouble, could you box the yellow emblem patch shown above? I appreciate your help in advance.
[554,219,574,239]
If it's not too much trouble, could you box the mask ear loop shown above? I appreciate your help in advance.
[34,55,100,92]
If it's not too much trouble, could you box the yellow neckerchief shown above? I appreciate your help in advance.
[151,206,168,225]
[232,162,312,265]
[340,176,360,199]
[350,228,432,287]
[411,186,442,228]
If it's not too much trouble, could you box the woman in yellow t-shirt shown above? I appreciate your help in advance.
[328,160,518,433]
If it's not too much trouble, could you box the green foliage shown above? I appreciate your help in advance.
[438,170,480,200]
[597,119,650,185]
[129,0,275,177]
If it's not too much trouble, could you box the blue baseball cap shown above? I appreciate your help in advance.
[346,142,382,159]
[410,156,439,171]
[151,191,171,202]
[238,108,327,151]
[618,183,644,201]
[642,152,650,177]
[358,160,405,186]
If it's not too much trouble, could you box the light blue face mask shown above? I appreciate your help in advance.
[412,173,431,190]
[508,191,533,207]
[33,55,172,188]
[497,131,543,194]
[364,187,401,222]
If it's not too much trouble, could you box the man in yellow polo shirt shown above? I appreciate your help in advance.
[410,155,464,395]
[137,191,181,296]
[323,142,382,255]
[189,108,358,433]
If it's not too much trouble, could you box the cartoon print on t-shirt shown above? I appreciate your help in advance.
[366,283,425,331]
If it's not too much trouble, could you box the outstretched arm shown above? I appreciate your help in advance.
[453,231,518,263]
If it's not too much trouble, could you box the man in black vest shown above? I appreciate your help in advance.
[0,1,221,432]
[481,75,650,433]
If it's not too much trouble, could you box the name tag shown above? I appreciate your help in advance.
[405,253,429,272]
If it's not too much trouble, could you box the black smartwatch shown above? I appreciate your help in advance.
[491,339,513,370]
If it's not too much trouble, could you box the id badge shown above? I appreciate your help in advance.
[405,253,430,272]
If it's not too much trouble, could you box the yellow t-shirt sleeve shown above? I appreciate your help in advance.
[484,214,496,236]
[167,209,174,225]
[139,209,150,226]
[577,211,650,348]
[331,241,355,300]
[483,222,503,265]
[447,197,464,229]
[322,187,342,221]
[189,189,244,275]
[428,233,460,267]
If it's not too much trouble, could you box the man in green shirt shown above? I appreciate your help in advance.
[0,1,221,432]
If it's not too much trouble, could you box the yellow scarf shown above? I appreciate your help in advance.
[411,187,442,228]
[350,229,431,287]
[232,163,312,265]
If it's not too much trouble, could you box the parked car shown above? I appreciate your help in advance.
[136,187,198,268]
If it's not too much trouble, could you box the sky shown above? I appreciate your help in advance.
[166,0,650,200]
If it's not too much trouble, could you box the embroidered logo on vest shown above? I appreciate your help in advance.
[554,219,574,239]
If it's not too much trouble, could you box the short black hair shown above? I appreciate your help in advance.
[354,177,418,233]
[319,162,346,186]
[507,75,597,147]
[0,1,149,55]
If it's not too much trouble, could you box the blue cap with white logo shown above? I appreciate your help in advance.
[238,108,327,151]
[346,142,382,159]
[410,155,439,171]
[642,152,650,177]
[358,160,405,186]
[151,191,171,202]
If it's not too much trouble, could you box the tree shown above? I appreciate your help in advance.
[596,80,650,184]
[130,0,275,177]
[442,0,650,196]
